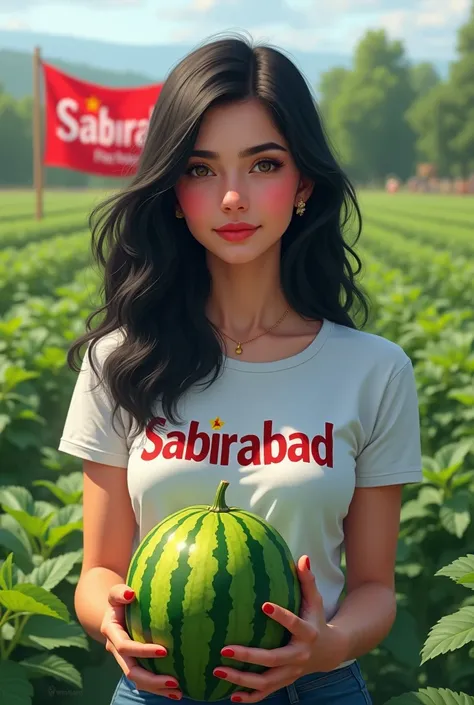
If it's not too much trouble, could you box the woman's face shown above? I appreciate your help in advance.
[174,99,313,265]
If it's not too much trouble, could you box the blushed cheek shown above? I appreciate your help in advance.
[259,179,296,216]
[175,186,210,224]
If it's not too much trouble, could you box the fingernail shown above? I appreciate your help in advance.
[168,694,181,700]
[232,697,242,702]
[124,589,135,600]
[214,670,227,679]
[221,648,235,657]
[156,648,167,656]
[166,681,179,688]
[263,603,274,614]
[306,557,311,571]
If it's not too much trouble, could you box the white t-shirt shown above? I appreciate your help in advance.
[58,318,423,669]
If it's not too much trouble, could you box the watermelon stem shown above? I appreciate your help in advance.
[209,481,230,513]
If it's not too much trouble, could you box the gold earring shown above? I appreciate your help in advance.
[295,198,306,216]
[175,207,184,219]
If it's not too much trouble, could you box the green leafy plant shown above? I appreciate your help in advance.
[384,554,474,704]
[0,482,87,705]
[1,190,473,703]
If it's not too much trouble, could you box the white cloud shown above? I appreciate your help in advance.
[1,17,31,30]
[159,0,307,29]
[154,0,471,60]
[168,25,201,42]
[244,24,334,52]
[450,0,469,11]
[157,0,470,47]
[376,9,410,35]
[193,0,218,10]
[0,0,470,60]
[367,0,469,57]
[0,0,142,8]
[416,12,447,27]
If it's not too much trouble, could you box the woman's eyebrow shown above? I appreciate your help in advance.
[190,142,288,159]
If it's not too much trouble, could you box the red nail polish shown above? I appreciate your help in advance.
[156,649,167,656]
[168,694,180,700]
[165,681,178,688]
[232,697,242,703]
[124,590,135,600]
[221,648,235,657]
[263,603,274,614]
[306,557,311,571]
[214,670,227,679]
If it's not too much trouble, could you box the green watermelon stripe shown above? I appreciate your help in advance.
[204,514,233,701]
[231,515,270,651]
[208,513,257,702]
[180,513,220,698]
[135,510,203,647]
[126,509,190,651]
[127,507,204,588]
[167,513,207,698]
[239,510,298,615]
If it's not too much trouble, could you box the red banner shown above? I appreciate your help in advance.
[42,62,163,177]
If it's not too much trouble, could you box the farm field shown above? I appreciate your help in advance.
[0,189,473,705]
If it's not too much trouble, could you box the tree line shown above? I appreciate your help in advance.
[317,1,474,184]
[0,2,473,188]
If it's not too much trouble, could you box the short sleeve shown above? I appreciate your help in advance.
[58,337,130,468]
[356,360,423,487]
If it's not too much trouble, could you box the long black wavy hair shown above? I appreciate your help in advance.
[66,33,372,443]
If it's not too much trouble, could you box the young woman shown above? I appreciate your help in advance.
[58,35,423,705]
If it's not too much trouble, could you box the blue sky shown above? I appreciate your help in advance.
[0,0,470,58]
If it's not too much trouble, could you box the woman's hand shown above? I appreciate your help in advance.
[100,584,182,700]
[212,556,348,703]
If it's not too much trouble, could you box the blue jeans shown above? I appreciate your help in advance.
[109,662,372,704]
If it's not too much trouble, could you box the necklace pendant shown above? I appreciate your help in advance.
[235,343,243,355]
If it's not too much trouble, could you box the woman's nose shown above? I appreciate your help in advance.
[221,190,248,212]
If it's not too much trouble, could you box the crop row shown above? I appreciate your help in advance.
[0,196,473,702]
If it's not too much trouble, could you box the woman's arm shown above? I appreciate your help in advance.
[74,459,136,644]
[327,485,403,661]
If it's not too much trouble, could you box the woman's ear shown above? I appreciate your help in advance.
[295,177,314,205]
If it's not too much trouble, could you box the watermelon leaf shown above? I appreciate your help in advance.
[1,615,89,651]
[0,551,15,589]
[457,573,474,585]
[436,555,474,591]
[383,687,474,705]
[0,584,70,622]
[439,496,471,538]
[421,606,474,664]
[32,473,83,506]
[24,551,83,590]
[18,653,82,689]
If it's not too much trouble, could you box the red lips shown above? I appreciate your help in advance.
[214,222,259,232]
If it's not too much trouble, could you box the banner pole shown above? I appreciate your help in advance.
[33,46,44,220]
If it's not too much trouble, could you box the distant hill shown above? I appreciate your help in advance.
[0,29,452,101]
[0,49,159,101]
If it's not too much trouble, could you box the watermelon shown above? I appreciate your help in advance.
[124,480,301,701]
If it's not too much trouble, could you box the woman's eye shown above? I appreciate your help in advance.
[252,159,282,173]
[187,164,212,177]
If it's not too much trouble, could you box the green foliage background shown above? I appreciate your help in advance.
[0,189,473,704]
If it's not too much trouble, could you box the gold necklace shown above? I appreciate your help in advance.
[220,308,290,355]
